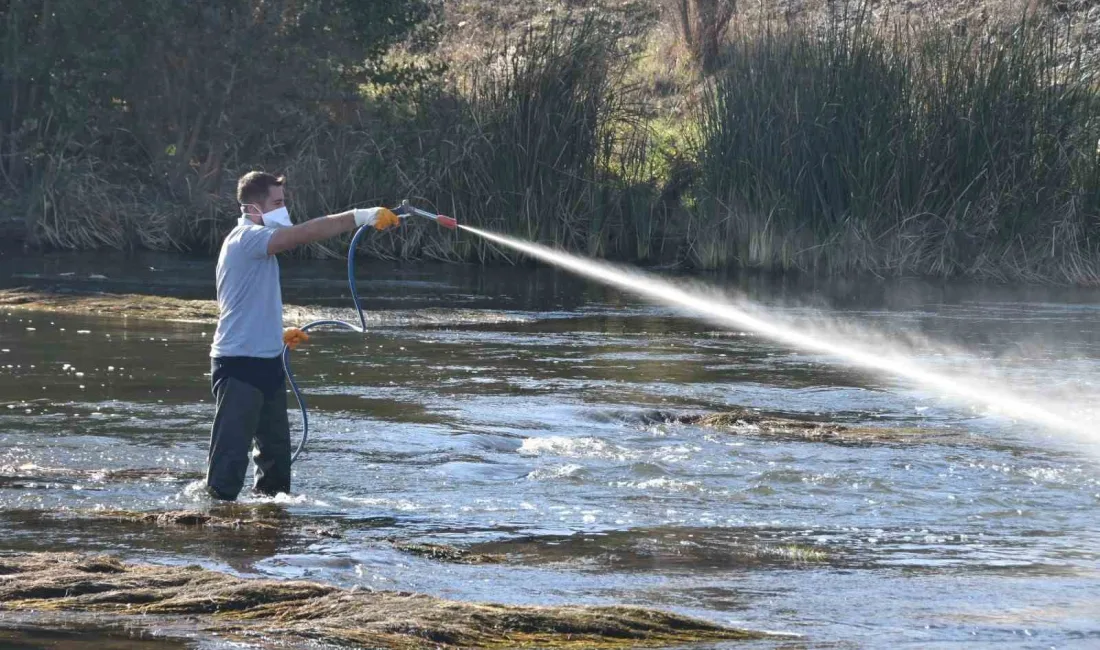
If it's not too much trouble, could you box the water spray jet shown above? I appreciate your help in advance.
[286,214,1093,465]
[459,225,1090,441]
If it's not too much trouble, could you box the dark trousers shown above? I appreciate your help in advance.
[206,367,291,501]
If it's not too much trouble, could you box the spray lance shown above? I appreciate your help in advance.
[396,199,458,230]
[282,200,458,463]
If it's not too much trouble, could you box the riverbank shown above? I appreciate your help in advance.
[4,1,1100,285]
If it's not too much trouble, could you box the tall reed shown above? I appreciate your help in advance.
[20,5,1100,285]
[270,15,661,266]
[694,10,1100,282]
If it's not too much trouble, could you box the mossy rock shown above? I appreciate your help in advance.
[0,552,772,648]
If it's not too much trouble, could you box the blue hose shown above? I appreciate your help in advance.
[282,224,371,464]
[280,203,457,464]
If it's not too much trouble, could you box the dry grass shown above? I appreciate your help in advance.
[0,552,766,648]
[14,0,1100,284]
[34,155,185,253]
[692,1,1100,282]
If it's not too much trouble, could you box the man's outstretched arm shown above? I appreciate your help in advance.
[266,208,399,256]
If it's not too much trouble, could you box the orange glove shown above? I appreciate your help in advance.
[283,327,309,350]
[353,207,401,231]
[374,207,400,231]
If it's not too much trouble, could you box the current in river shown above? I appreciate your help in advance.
[0,251,1098,649]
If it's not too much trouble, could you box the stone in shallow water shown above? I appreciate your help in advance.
[671,410,962,445]
[0,552,770,649]
[391,540,505,565]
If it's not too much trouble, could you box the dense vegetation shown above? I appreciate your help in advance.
[2,0,1099,283]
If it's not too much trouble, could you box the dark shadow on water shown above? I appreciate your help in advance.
[467,525,841,573]
[0,623,193,650]
[7,248,1100,314]
[0,508,304,574]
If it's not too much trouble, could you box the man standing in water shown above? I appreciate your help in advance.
[206,171,400,501]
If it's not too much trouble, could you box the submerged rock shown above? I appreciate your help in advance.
[95,509,279,531]
[391,540,505,565]
[0,552,768,648]
[468,525,834,572]
[0,464,203,484]
[89,509,508,560]
[0,287,219,323]
[652,408,961,445]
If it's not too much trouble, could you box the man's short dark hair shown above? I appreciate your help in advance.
[237,171,285,206]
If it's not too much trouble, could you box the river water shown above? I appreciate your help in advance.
[0,251,1098,649]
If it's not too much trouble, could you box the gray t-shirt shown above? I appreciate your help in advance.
[209,220,284,359]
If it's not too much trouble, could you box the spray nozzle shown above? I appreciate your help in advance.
[398,200,458,230]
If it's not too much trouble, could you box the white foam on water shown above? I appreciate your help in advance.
[283,306,537,329]
[525,463,587,481]
[611,477,707,493]
[517,436,635,460]
[170,480,332,508]
[335,495,423,511]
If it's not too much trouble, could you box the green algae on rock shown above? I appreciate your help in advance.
[391,540,505,565]
[0,552,769,649]
[0,288,220,323]
[466,525,834,572]
[652,408,963,445]
[0,287,323,326]
[93,509,280,531]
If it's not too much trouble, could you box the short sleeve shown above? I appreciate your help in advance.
[237,226,275,260]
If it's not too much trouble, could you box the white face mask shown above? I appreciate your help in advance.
[261,206,292,228]
[240,204,292,228]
